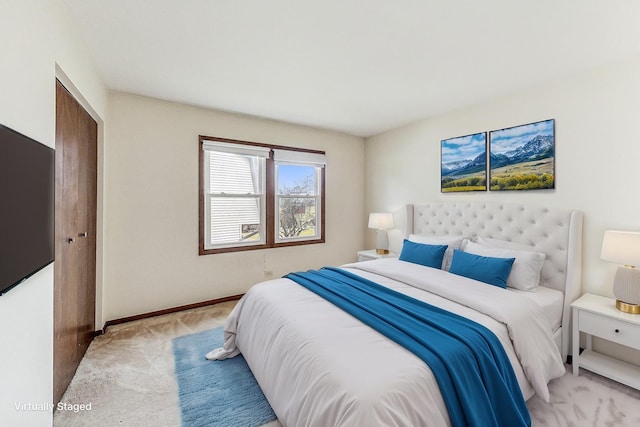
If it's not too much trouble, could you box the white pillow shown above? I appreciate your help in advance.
[408,234,464,271]
[462,240,545,291]
[476,237,539,253]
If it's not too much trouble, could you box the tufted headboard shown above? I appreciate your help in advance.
[405,201,583,359]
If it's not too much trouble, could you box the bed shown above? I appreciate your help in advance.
[208,201,583,426]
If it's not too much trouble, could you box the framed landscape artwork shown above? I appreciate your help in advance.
[489,119,555,191]
[441,132,487,192]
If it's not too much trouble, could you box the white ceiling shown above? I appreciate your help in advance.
[63,0,640,137]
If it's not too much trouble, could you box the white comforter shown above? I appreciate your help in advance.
[208,259,565,426]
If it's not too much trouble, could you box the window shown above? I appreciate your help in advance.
[202,141,269,250]
[200,136,325,254]
[274,149,325,243]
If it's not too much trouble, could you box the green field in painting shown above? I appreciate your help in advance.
[490,157,554,190]
[441,171,486,192]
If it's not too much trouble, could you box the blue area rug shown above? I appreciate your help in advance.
[172,327,277,427]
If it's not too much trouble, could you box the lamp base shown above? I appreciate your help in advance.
[613,266,640,313]
[375,229,390,256]
[616,300,640,314]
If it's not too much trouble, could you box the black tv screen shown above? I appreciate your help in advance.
[0,123,55,295]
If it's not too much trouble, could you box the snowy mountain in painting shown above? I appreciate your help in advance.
[442,152,486,177]
[491,135,554,169]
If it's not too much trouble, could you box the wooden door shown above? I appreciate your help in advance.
[54,80,97,405]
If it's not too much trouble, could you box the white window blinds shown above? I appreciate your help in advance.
[202,140,270,158]
[203,141,266,249]
[273,149,326,166]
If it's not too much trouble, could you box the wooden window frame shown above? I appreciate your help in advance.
[199,135,325,255]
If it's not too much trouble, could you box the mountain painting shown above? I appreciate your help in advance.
[489,119,555,191]
[441,132,487,192]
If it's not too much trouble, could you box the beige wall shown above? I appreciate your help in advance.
[103,92,365,322]
[0,0,107,425]
[365,55,640,364]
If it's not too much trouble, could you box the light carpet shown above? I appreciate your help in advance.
[173,327,276,426]
[54,301,640,426]
[528,365,640,426]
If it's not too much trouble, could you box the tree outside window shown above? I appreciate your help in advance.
[277,165,320,240]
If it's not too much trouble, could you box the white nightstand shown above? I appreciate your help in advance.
[571,293,640,390]
[357,250,398,262]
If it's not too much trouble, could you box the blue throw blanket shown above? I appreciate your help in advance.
[284,267,530,427]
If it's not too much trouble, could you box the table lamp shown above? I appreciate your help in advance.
[601,230,640,314]
[368,213,394,255]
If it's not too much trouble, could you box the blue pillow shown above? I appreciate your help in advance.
[448,249,515,288]
[399,240,448,269]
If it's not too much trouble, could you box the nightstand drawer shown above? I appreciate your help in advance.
[580,310,640,350]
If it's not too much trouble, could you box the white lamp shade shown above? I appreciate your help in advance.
[368,213,394,230]
[601,230,640,267]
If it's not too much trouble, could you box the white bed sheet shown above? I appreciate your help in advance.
[509,286,564,332]
[210,259,565,426]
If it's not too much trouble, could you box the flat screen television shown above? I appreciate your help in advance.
[0,123,55,296]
